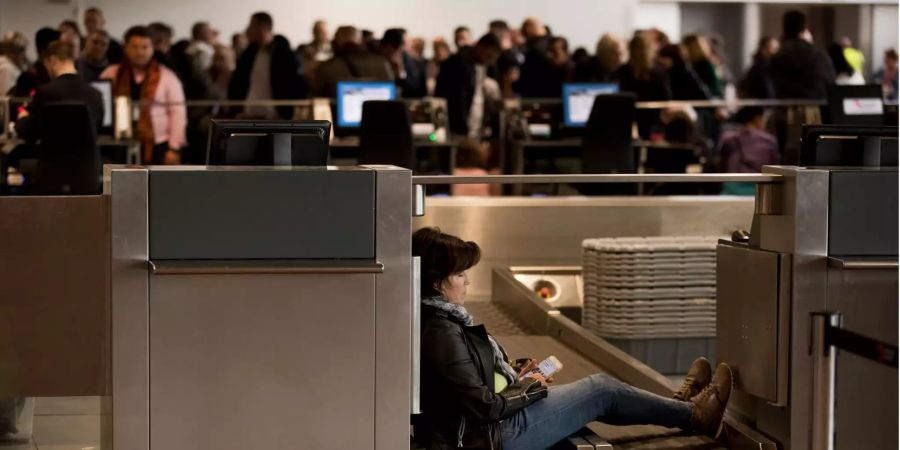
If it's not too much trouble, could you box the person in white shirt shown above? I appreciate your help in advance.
[435,34,502,138]
[0,32,28,95]
[227,12,306,120]
[187,22,218,72]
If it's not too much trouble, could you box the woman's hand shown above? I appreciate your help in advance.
[164,149,181,165]
[524,372,549,387]
[516,359,538,378]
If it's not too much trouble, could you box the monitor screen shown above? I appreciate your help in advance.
[563,83,619,127]
[206,120,331,166]
[90,80,113,129]
[336,81,396,128]
[827,84,885,126]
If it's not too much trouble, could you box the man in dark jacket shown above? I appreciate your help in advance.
[313,26,392,98]
[77,30,110,82]
[11,40,103,170]
[84,7,123,64]
[380,28,427,98]
[770,10,835,99]
[228,12,306,119]
[435,34,502,137]
[15,40,103,141]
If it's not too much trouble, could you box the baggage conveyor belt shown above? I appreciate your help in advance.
[465,301,723,450]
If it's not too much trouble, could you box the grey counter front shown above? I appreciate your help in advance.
[107,165,412,450]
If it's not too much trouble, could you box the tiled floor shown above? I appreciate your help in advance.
[0,397,101,450]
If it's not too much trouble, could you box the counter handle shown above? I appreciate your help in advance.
[149,259,384,275]
[411,256,422,415]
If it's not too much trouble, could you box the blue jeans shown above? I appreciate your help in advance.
[501,373,693,450]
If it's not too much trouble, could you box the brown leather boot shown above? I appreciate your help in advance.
[690,363,733,437]
[673,357,712,401]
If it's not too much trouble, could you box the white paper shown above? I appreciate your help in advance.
[843,98,884,116]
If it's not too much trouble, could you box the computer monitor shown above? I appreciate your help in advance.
[336,81,396,128]
[825,85,885,126]
[206,120,331,166]
[562,83,619,127]
[799,124,898,167]
[90,80,113,134]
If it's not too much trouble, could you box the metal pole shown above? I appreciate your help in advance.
[811,312,840,450]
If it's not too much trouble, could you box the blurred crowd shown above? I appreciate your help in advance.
[0,7,895,171]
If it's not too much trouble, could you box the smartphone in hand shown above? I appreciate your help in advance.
[522,355,563,380]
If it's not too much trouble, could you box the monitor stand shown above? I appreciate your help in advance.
[271,132,292,166]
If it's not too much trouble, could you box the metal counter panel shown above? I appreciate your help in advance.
[372,167,413,450]
[107,168,151,450]
[149,273,376,450]
[828,170,899,257]
[827,265,898,449]
[416,196,754,299]
[148,168,376,259]
[716,243,786,404]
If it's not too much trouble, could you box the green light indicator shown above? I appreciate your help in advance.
[428,134,437,142]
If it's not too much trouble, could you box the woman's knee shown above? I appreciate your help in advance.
[587,373,617,389]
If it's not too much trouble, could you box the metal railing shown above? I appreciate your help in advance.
[411,173,781,184]
[6,96,891,109]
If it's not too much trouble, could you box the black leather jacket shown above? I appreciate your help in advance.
[418,305,548,449]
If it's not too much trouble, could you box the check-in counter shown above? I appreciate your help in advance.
[107,166,413,450]
[717,166,898,450]
[1,165,414,450]
[415,195,755,300]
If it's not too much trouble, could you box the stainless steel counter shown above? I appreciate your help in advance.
[414,196,754,299]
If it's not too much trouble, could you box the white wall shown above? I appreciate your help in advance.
[631,2,681,42]
[680,3,747,74]
[0,1,76,59]
[1,0,649,58]
[871,4,899,74]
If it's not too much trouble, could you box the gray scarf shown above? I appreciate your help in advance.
[422,296,519,386]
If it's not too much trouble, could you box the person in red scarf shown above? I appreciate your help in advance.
[101,25,186,164]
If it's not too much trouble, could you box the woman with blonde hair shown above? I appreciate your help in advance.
[614,33,670,138]
[590,33,626,81]
[682,34,721,97]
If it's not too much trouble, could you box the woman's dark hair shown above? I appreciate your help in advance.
[735,106,765,125]
[658,44,686,68]
[663,111,695,144]
[497,50,519,76]
[827,43,854,77]
[412,227,481,297]
[455,139,486,169]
